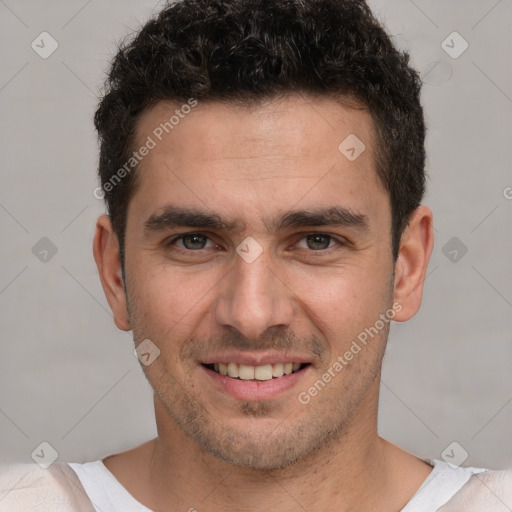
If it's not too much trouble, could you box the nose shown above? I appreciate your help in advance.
[214,244,295,340]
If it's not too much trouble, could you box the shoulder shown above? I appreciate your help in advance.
[439,468,512,511]
[0,463,95,512]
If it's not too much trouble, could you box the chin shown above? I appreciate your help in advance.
[202,438,310,470]
[187,412,343,471]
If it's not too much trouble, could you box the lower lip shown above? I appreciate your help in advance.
[200,365,311,401]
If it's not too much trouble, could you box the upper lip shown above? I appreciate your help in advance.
[200,351,312,366]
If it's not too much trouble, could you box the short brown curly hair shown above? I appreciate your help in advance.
[94,0,426,268]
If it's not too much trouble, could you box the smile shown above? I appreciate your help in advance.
[203,362,309,380]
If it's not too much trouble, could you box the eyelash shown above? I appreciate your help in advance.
[165,232,346,255]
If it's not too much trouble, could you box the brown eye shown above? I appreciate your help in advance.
[296,234,338,251]
[306,234,332,250]
[168,233,215,250]
[181,234,207,250]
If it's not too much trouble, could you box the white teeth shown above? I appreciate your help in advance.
[210,362,304,380]
[238,364,255,380]
[272,363,284,377]
[227,363,239,378]
[254,364,273,381]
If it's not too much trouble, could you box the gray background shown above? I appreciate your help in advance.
[0,0,511,469]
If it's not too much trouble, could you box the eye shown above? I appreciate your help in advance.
[167,233,217,251]
[296,233,341,251]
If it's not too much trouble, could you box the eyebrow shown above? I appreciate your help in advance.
[143,204,369,235]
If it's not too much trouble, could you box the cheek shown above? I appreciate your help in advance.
[127,257,221,339]
[291,262,392,343]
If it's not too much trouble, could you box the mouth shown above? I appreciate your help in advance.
[199,354,314,401]
[202,362,310,381]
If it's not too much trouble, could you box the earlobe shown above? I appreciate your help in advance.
[93,214,131,331]
[392,205,434,322]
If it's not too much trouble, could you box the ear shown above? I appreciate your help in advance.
[93,214,131,331]
[392,205,434,322]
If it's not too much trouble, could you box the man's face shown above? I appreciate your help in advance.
[123,95,395,469]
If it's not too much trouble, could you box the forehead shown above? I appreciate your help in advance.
[128,95,388,232]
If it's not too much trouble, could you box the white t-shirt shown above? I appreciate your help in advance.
[1,458,511,511]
